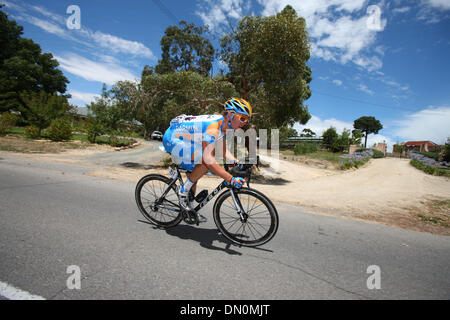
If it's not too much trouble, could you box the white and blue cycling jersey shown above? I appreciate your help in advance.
[162,114,225,172]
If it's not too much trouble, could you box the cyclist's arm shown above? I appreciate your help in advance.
[222,138,239,164]
[203,141,233,183]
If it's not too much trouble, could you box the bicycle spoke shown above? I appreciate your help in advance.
[136,176,182,227]
[215,188,278,247]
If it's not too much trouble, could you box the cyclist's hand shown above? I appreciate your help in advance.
[228,177,244,188]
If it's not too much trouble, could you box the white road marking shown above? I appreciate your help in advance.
[0,281,46,300]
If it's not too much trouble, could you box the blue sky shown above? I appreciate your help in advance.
[3,0,450,150]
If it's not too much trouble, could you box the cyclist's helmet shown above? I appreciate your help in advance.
[224,98,252,118]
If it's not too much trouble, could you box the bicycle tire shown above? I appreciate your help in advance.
[135,174,183,228]
[213,188,279,247]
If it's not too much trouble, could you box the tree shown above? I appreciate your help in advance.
[0,6,69,113]
[18,91,72,136]
[322,127,338,151]
[87,84,126,135]
[110,70,236,135]
[279,126,298,143]
[353,116,383,148]
[393,143,406,158]
[155,21,214,76]
[300,128,316,137]
[442,138,450,162]
[350,129,363,146]
[220,5,312,128]
[334,128,351,153]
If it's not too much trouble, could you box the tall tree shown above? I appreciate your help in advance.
[155,21,214,76]
[19,91,72,135]
[353,116,383,148]
[301,128,316,137]
[87,84,125,134]
[322,127,338,151]
[220,5,312,128]
[0,6,69,113]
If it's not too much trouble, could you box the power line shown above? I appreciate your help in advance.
[151,0,179,24]
[313,90,421,113]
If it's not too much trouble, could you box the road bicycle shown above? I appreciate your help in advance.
[135,156,279,247]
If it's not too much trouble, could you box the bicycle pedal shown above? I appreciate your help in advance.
[194,190,208,203]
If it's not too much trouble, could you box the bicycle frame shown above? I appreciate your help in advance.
[160,165,248,220]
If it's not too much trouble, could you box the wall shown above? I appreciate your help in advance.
[349,143,387,155]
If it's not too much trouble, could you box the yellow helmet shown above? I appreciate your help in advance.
[224,98,252,118]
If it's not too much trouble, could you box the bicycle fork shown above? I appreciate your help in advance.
[230,188,248,223]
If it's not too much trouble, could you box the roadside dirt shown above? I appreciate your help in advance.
[1,135,449,236]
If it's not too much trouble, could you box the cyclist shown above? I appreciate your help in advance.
[162,98,252,222]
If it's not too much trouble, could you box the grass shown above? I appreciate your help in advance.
[0,134,87,153]
[418,215,449,227]
[7,127,25,135]
[5,127,135,148]
[64,132,135,147]
[280,148,343,163]
[416,199,450,228]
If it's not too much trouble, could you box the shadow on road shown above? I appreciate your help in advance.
[122,162,164,169]
[138,220,273,255]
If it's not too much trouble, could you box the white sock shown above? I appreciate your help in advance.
[181,178,194,194]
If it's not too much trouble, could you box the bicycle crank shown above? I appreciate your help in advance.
[182,210,198,225]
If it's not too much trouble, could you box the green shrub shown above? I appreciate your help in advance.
[371,149,385,158]
[423,166,436,175]
[24,125,41,139]
[47,118,72,141]
[443,144,450,162]
[410,159,450,177]
[86,121,104,143]
[0,112,18,135]
[417,151,439,160]
[294,143,318,155]
[356,148,384,158]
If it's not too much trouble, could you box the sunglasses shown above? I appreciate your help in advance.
[232,113,249,123]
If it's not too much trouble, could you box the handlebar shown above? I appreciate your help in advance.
[224,156,259,188]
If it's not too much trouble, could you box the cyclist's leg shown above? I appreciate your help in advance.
[186,163,209,195]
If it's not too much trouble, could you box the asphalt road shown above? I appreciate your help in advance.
[0,155,449,300]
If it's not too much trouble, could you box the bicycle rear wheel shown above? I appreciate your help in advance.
[135,174,182,228]
[213,188,279,247]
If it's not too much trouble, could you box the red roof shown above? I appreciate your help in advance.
[404,141,437,146]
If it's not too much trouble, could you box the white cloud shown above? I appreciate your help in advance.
[4,3,155,59]
[423,0,450,10]
[332,79,343,86]
[358,84,374,95]
[293,114,354,137]
[13,13,70,39]
[55,53,138,85]
[198,0,387,71]
[80,29,155,59]
[69,90,101,106]
[196,0,248,31]
[392,7,411,14]
[366,134,394,152]
[417,0,450,23]
[259,0,387,70]
[29,4,66,25]
[392,106,450,144]
[2,1,24,11]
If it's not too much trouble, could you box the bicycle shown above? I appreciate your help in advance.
[135,156,279,247]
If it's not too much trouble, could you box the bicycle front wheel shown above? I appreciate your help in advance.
[213,188,279,247]
[135,174,182,228]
